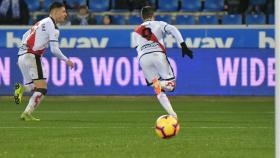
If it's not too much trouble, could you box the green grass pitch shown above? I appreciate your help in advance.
[0,96,274,158]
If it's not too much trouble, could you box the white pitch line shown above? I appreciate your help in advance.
[0,111,275,114]
[0,126,273,129]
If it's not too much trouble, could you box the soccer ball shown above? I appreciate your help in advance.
[155,115,180,139]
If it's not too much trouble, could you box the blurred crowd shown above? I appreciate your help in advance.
[0,0,275,25]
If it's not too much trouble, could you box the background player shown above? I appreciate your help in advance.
[132,6,193,119]
[14,2,74,121]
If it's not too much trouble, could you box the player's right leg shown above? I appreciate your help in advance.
[139,53,177,118]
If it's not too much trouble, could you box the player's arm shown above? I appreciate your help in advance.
[162,23,193,59]
[47,22,74,68]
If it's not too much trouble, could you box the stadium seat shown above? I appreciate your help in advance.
[66,0,87,9]
[204,0,225,11]
[44,0,63,10]
[268,14,274,24]
[25,0,40,11]
[158,0,179,12]
[155,15,172,24]
[198,15,218,24]
[222,14,242,24]
[88,0,110,11]
[175,15,196,25]
[245,14,266,24]
[111,15,126,25]
[181,0,201,12]
[128,15,142,25]
[249,0,267,5]
[94,15,104,25]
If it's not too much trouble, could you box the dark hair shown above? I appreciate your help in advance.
[141,6,154,19]
[49,2,65,12]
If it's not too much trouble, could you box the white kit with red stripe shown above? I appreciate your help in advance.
[18,17,59,56]
[132,20,184,59]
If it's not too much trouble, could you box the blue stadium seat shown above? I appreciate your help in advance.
[88,0,110,11]
[25,0,40,11]
[128,15,142,25]
[245,14,266,24]
[158,0,179,12]
[111,15,126,25]
[249,0,267,5]
[204,0,224,11]
[198,15,218,24]
[175,15,196,25]
[66,0,87,9]
[181,0,201,12]
[268,14,274,24]
[94,15,104,25]
[44,0,63,10]
[155,15,172,24]
[222,14,242,24]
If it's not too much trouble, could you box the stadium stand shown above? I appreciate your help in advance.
[198,15,219,24]
[245,14,266,24]
[0,0,275,25]
[175,15,196,25]
[111,14,126,24]
[203,0,225,11]
[44,0,63,10]
[128,15,142,25]
[157,0,179,12]
[88,0,110,11]
[222,14,242,24]
[268,14,274,24]
[25,0,41,12]
[155,14,173,24]
[180,0,202,12]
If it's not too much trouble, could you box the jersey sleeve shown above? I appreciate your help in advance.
[160,21,184,44]
[46,21,59,42]
[131,32,138,48]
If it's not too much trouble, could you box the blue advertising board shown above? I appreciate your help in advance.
[0,26,274,49]
[0,48,274,96]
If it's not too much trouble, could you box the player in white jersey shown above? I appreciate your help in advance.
[132,6,193,119]
[14,2,74,121]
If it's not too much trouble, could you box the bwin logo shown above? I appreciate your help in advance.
[6,32,109,48]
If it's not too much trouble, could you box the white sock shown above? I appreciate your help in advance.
[23,84,35,93]
[156,92,177,118]
[24,91,44,114]
[159,80,175,92]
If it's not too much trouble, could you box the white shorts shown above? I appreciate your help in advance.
[18,53,47,85]
[139,52,175,85]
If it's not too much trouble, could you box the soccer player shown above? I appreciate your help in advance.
[14,2,74,121]
[132,6,193,119]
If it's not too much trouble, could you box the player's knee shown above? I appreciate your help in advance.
[165,81,176,92]
[35,88,48,95]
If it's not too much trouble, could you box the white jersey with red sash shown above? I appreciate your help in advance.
[18,17,59,56]
[132,20,185,85]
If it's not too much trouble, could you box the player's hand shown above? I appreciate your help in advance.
[66,60,74,69]
[180,42,193,59]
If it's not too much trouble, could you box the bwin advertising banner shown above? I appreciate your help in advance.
[0,48,274,96]
[0,27,274,49]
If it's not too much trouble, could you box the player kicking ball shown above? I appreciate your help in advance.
[14,2,74,121]
[132,6,193,119]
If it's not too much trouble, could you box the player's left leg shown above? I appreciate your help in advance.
[21,80,47,121]
[153,53,178,118]
[152,78,177,118]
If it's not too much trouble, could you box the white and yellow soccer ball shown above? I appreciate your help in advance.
[155,115,180,139]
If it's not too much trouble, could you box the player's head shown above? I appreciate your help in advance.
[141,6,155,21]
[49,2,67,23]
